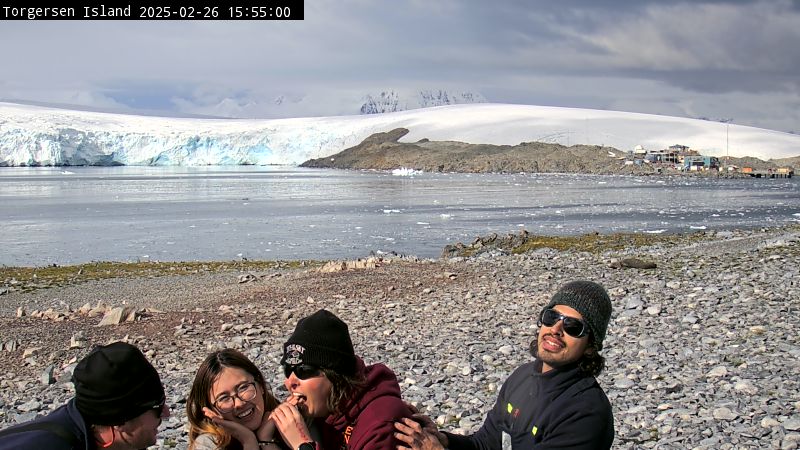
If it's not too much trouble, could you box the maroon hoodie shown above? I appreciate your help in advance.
[318,357,412,450]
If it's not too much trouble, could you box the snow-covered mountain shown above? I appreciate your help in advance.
[1,101,798,167]
[359,90,486,114]
[170,89,486,119]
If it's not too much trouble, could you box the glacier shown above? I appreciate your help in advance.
[1,101,799,167]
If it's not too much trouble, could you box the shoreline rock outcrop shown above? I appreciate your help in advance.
[301,128,799,175]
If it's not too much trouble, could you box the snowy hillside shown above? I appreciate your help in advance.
[1,102,798,166]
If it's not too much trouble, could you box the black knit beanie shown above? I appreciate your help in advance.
[73,342,165,426]
[544,280,613,350]
[281,309,357,376]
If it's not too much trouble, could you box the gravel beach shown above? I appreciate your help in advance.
[1,225,799,449]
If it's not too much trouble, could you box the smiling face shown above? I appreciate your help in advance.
[211,367,265,430]
[537,305,590,373]
[284,368,333,419]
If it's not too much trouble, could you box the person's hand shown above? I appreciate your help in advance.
[202,407,259,450]
[394,417,447,450]
[270,402,313,449]
[256,416,278,442]
[410,413,442,443]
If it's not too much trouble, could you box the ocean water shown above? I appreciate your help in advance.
[0,166,798,266]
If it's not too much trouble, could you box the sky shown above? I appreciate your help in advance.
[1,0,798,133]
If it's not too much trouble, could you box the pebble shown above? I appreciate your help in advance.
[0,225,798,449]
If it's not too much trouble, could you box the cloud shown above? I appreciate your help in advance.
[0,0,797,133]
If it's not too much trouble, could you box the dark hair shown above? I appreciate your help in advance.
[321,367,367,417]
[529,337,605,377]
[187,349,279,450]
[577,343,605,377]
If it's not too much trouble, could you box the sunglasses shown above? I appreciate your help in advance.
[540,308,589,338]
[283,364,322,380]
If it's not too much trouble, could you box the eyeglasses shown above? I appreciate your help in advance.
[150,397,167,419]
[283,364,322,380]
[540,308,589,338]
[213,381,258,412]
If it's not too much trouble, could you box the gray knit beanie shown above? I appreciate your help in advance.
[544,280,612,350]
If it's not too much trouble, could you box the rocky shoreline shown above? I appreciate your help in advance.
[300,128,800,176]
[1,225,799,449]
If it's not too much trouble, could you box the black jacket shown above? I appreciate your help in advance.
[445,360,613,450]
[0,399,89,450]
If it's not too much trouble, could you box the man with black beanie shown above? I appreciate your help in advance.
[0,341,169,450]
[395,280,615,450]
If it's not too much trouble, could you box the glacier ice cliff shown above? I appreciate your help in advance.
[2,102,799,166]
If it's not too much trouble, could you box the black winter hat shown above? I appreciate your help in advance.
[73,341,165,426]
[281,309,357,376]
[544,280,613,350]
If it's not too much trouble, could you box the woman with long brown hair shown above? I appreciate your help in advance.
[187,349,282,450]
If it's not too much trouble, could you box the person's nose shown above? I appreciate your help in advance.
[161,403,171,418]
[285,372,299,390]
[232,394,249,409]
[550,318,565,335]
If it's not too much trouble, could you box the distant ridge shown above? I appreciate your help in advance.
[301,128,795,174]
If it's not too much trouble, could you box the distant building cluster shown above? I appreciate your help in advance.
[625,144,794,178]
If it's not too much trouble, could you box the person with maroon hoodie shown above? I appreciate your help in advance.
[270,309,412,450]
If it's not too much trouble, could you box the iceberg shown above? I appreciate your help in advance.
[391,167,422,176]
[1,102,799,167]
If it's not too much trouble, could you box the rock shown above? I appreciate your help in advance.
[70,331,88,349]
[17,400,42,412]
[21,347,42,358]
[610,257,657,269]
[785,419,800,432]
[713,407,738,420]
[97,306,136,326]
[238,273,257,283]
[40,366,55,385]
[706,366,728,378]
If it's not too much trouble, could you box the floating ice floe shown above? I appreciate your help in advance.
[690,225,708,230]
[391,167,422,176]
[644,229,667,234]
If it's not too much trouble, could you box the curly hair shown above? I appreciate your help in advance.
[187,349,279,450]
